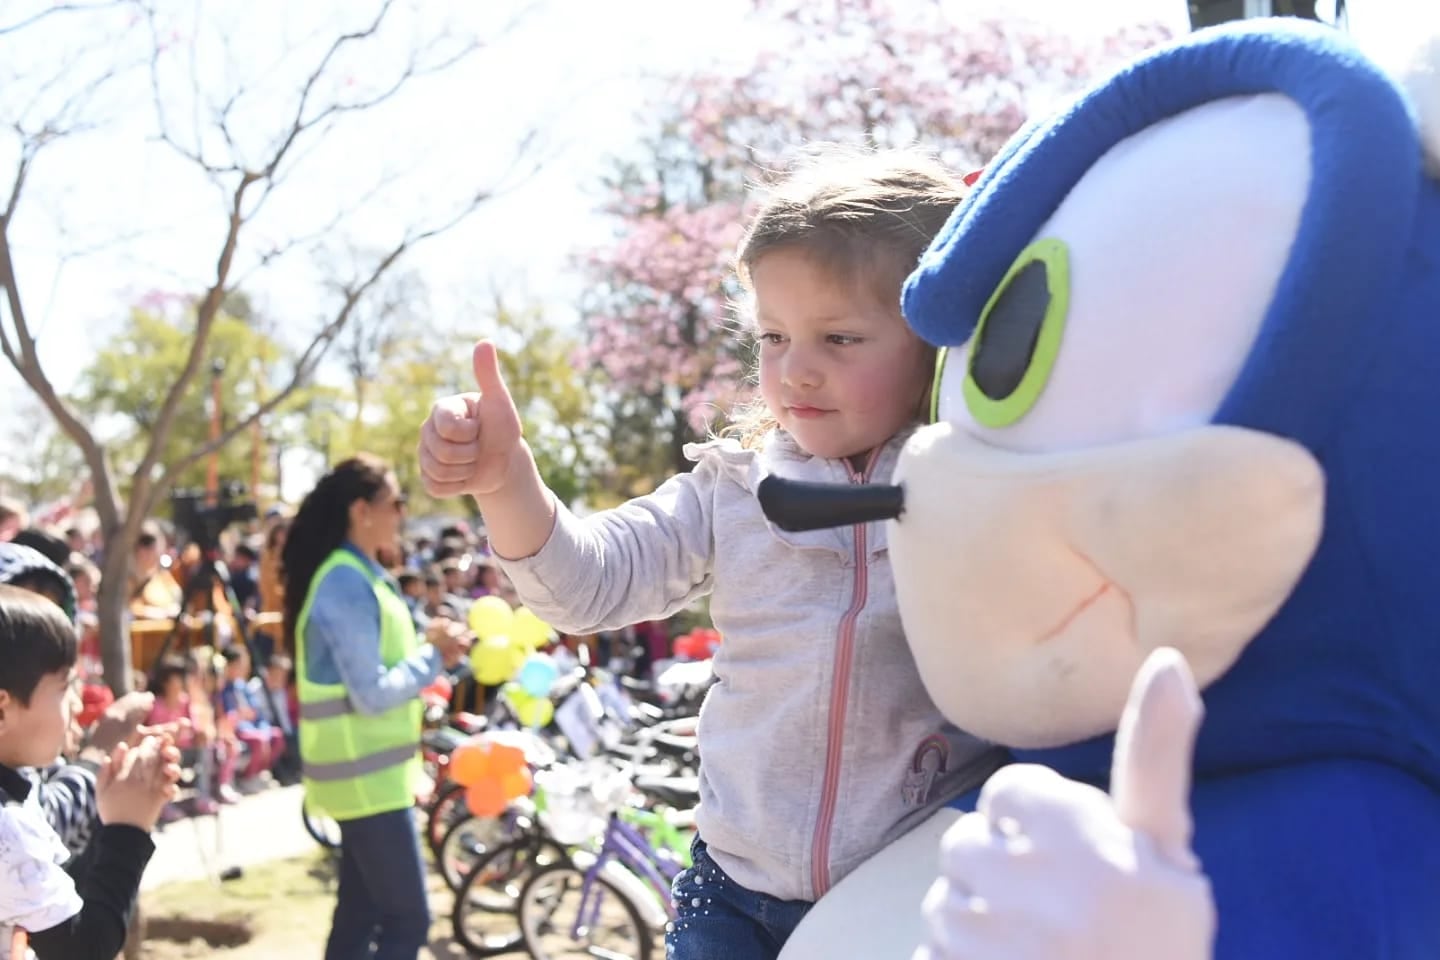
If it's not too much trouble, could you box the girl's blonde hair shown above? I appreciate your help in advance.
[722,145,967,448]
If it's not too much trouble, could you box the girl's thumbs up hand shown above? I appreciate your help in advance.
[419,341,527,500]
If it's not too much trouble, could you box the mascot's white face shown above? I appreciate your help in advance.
[893,94,1327,749]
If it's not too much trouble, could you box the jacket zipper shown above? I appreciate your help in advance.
[810,446,882,899]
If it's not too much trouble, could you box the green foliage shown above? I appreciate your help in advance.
[489,302,605,511]
[329,297,603,515]
[73,301,315,502]
[0,395,88,506]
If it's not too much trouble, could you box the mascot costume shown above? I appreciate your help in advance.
[757,15,1440,960]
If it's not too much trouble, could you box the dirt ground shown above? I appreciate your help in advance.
[136,849,486,960]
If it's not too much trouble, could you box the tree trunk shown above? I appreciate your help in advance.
[123,903,145,959]
[98,540,136,695]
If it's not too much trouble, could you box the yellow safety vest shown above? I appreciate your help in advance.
[295,548,422,821]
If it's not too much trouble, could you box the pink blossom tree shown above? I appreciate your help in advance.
[578,0,1170,486]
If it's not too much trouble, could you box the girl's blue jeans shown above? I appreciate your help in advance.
[666,837,813,960]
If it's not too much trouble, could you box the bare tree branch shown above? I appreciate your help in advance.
[158,191,493,495]
[0,0,128,36]
[230,173,400,288]
[260,0,399,179]
[143,3,243,178]
[0,226,121,531]
[128,168,258,516]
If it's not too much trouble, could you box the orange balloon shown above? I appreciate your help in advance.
[500,768,533,800]
[466,778,508,817]
[490,742,527,776]
[449,741,491,787]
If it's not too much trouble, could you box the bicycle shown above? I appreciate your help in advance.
[449,757,696,958]
[449,803,570,956]
[301,793,341,849]
[515,763,696,960]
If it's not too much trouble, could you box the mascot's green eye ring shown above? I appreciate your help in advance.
[957,237,1070,428]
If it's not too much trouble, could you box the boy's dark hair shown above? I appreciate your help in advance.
[424,572,441,588]
[221,645,247,665]
[397,572,420,590]
[0,583,77,706]
[233,544,258,562]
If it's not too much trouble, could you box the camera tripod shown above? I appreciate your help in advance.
[146,542,289,882]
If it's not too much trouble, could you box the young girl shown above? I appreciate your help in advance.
[146,657,235,816]
[418,147,1007,959]
[218,647,283,785]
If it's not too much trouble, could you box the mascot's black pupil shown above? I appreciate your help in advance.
[970,260,1050,401]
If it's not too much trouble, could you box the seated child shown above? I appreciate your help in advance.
[0,584,181,960]
[146,657,236,816]
[217,647,284,784]
[247,656,298,785]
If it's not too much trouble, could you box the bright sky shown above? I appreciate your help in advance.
[1,0,1429,500]
[0,0,1189,396]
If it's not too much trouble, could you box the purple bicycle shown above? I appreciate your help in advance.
[516,803,693,960]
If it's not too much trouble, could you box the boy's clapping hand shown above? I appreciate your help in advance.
[96,734,183,832]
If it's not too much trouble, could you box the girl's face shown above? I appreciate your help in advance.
[752,247,932,470]
[163,674,185,701]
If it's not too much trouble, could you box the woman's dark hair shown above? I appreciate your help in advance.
[0,583,78,705]
[281,453,392,653]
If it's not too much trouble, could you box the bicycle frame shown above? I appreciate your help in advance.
[572,812,683,940]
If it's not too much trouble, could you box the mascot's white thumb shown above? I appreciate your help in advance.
[1356,11,1440,176]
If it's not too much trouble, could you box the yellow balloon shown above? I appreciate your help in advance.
[510,607,553,651]
[506,640,528,677]
[468,595,514,640]
[515,696,554,728]
[471,634,518,686]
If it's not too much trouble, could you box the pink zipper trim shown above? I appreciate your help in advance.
[810,446,882,898]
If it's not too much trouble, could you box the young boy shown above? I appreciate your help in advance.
[0,584,180,959]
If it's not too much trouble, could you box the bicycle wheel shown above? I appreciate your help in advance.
[301,795,341,849]
[438,811,513,893]
[451,835,569,956]
[518,862,653,960]
[426,779,468,859]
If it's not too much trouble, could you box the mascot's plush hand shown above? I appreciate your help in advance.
[915,648,1215,960]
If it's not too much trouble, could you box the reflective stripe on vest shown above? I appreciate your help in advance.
[299,698,355,721]
[303,742,419,782]
[294,547,422,821]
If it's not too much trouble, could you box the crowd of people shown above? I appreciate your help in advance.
[1,141,961,960]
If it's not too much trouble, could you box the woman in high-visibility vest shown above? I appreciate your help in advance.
[281,454,469,960]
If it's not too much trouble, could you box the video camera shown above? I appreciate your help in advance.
[170,482,258,553]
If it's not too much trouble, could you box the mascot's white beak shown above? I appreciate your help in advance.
[884,422,1321,748]
[761,420,1322,750]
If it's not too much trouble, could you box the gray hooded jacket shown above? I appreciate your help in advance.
[498,430,1005,902]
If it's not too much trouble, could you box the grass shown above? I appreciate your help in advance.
[139,835,504,958]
